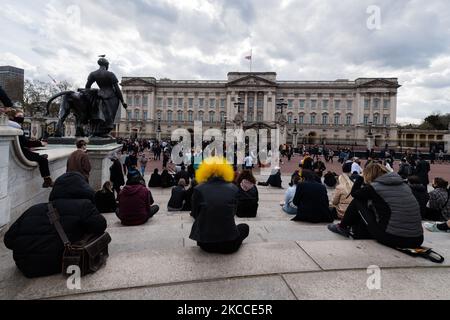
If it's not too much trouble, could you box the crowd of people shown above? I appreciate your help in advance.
[1,99,449,278]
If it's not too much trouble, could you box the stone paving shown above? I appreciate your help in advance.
[1,175,450,300]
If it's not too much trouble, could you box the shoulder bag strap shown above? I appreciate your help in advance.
[47,203,71,247]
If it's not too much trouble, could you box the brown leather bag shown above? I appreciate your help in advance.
[47,203,111,277]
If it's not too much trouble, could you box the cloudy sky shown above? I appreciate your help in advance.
[1,0,450,124]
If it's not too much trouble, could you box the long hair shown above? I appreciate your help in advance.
[195,157,234,184]
[363,163,389,184]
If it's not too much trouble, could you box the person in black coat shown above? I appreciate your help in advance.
[95,181,117,213]
[174,165,190,185]
[235,170,259,218]
[160,169,174,188]
[292,170,333,223]
[415,156,431,187]
[109,156,125,197]
[3,172,107,278]
[168,179,187,211]
[407,176,430,219]
[190,158,249,254]
[184,179,198,212]
[148,168,162,188]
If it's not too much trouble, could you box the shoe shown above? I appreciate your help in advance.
[424,222,450,233]
[42,177,54,188]
[328,223,351,238]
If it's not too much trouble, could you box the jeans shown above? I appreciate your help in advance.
[198,224,250,254]
[282,204,297,215]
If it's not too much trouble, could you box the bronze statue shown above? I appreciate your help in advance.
[85,56,127,137]
[46,56,127,138]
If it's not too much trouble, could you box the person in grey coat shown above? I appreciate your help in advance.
[328,163,424,249]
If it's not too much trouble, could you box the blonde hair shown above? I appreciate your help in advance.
[363,163,389,184]
[195,157,234,184]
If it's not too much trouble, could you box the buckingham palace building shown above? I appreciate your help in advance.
[118,72,401,147]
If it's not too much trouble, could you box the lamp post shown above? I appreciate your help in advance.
[292,118,299,151]
[156,116,161,141]
[367,121,374,150]
[233,97,245,127]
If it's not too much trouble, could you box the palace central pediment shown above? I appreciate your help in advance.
[227,75,277,87]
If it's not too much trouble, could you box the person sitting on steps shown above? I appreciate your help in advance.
[189,157,249,254]
[328,163,424,249]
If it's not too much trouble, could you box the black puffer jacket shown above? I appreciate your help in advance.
[4,172,107,278]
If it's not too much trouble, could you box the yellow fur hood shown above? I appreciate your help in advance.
[195,157,235,184]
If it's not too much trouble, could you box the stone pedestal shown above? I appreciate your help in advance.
[87,143,122,191]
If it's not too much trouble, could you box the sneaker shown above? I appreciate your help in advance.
[424,222,450,233]
[328,223,351,238]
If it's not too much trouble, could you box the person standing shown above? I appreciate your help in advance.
[415,155,431,187]
[67,140,91,182]
[109,155,125,197]
[139,153,148,177]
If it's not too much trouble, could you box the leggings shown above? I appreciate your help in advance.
[342,200,423,249]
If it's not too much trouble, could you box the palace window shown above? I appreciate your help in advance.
[346,114,352,125]
[322,114,328,125]
[168,98,173,107]
[310,114,316,124]
[288,99,294,109]
[364,115,369,125]
[311,100,317,110]
[210,99,216,108]
[167,111,173,123]
[134,96,141,107]
[347,100,353,110]
[188,98,194,109]
[143,111,148,121]
[134,110,140,120]
[299,100,305,109]
[383,116,389,125]
[127,111,132,120]
[127,95,133,106]
[364,99,370,109]
[188,111,193,122]
[288,113,293,124]
[209,112,215,123]
[257,112,263,122]
[334,100,341,110]
[374,98,380,109]
[383,99,390,110]
[157,98,163,108]
[220,112,225,122]
[178,98,184,108]
[199,98,204,108]
[220,99,226,109]
[143,95,148,107]
[177,111,183,122]
[299,115,304,124]
[334,114,340,125]
[322,100,329,110]
[198,111,204,121]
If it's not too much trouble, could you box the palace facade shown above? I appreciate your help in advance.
[119,72,400,147]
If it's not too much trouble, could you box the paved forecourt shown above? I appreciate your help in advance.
[1,174,450,300]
